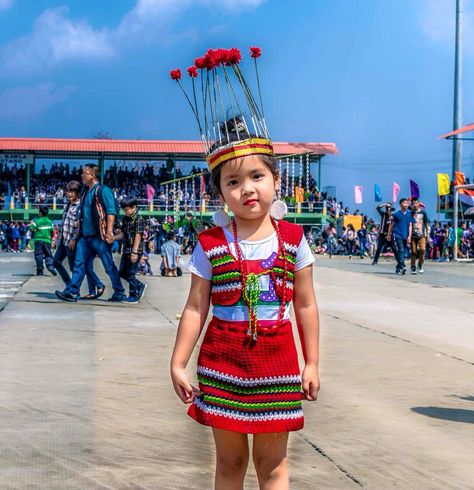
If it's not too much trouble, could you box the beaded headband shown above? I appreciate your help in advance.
[170,46,274,171]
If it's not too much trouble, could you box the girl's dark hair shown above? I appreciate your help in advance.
[209,116,278,195]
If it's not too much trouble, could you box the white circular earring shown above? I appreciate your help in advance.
[270,198,288,220]
[212,209,231,227]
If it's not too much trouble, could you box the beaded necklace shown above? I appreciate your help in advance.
[231,217,288,341]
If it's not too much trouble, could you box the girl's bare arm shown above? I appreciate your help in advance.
[170,274,211,403]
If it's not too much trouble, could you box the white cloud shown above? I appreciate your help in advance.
[0,82,75,122]
[0,0,13,12]
[419,0,474,51]
[1,6,114,74]
[0,0,266,75]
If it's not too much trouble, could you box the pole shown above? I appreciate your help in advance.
[452,0,463,178]
[453,186,459,261]
[99,155,105,184]
[318,157,322,192]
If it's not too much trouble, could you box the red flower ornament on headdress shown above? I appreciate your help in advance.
[226,47,242,65]
[250,46,262,59]
[170,69,182,80]
[194,57,206,69]
[187,66,198,78]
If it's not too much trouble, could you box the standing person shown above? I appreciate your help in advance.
[29,206,57,276]
[346,223,356,259]
[326,223,337,258]
[55,164,125,302]
[170,51,319,489]
[373,202,395,265]
[170,136,320,489]
[409,197,429,274]
[357,223,368,259]
[115,198,147,303]
[160,232,182,276]
[387,198,415,275]
[53,181,105,298]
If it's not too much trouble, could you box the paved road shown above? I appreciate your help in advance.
[0,254,473,489]
[0,252,34,311]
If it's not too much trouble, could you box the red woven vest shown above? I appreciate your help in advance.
[198,220,304,307]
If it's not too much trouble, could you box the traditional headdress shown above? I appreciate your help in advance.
[170,46,273,172]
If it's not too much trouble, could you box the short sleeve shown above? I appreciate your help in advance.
[100,186,117,215]
[187,242,212,280]
[295,235,315,271]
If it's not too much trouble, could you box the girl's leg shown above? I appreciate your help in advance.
[212,428,249,490]
[252,432,289,490]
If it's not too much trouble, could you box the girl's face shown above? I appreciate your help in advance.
[219,155,277,220]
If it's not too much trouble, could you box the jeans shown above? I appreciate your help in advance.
[34,241,54,273]
[373,235,397,263]
[394,236,407,271]
[53,240,103,293]
[64,235,124,296]
[359,238,367,257]
[119,253,143,297]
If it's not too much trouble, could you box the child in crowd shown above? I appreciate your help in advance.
[160,232,181,277]
[115,198,146,303]
[29,206,57,276]
[138,251,154,276]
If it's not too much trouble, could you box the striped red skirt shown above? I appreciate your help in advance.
[188,317,304,434]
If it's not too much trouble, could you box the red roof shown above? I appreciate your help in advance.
[439,122,474,139]
[0,137,338,159]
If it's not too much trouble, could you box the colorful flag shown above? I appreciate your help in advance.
[374,184,382,202]
[437,173,450,196]
[409,179,420,199]
[454,171,474,206]
[146,184,155,202]
[392,182,400,202]
[354,185,363,204]
[294,186,305,203]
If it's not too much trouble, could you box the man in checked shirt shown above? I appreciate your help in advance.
[53,181,104,298]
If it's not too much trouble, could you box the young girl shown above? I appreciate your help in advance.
[170,150,320,488]
[169,47,320,489]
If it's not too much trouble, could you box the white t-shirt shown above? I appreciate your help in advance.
[188,226,314,322]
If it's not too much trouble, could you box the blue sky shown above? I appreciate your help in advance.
[0,0,473,217]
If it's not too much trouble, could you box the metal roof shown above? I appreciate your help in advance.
[0,137,338,161]
[439,122,474,140]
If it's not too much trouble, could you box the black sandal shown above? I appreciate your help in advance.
[95,286,105,299]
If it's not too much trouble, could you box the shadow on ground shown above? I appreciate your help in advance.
[412,406,474,424]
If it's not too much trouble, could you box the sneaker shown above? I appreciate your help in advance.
[401,267,407,275]
[411,266,417,275]
[55,290,77,302]
[372,260,378,265]
[418,266,424,274]
[138,283,148,301]
[47,268,58,276]
[108,293,127,302]
[123,296,139,304]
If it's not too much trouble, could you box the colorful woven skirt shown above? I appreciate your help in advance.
[188,317,304,434]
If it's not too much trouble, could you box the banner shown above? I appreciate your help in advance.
[354,185,363,204]
[392,182,400,203]
[454,171,474,206]
[294,186,305,203]
[409,179,420,199]
[437,173,450,196]
[146,184,155,202]
[374,184,382,202]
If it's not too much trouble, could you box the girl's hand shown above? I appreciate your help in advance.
[171,366,201,404]
[301,364,320,401]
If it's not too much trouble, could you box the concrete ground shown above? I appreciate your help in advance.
[0,252,473,489]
